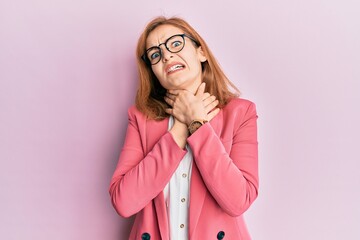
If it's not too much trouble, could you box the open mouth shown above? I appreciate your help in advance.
[166,64,185,74]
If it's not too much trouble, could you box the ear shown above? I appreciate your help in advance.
[197,46,207,62]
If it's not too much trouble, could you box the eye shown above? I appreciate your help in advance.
[171,41,182,47]
[171,40,182,48]
[150,51,160,60]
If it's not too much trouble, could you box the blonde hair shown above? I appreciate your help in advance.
[135,16,240,120]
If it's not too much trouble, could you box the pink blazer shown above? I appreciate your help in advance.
[109,98,258,239]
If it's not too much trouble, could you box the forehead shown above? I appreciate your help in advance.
[146,24,184,48]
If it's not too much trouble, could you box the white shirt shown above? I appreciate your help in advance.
[163,116,193,240]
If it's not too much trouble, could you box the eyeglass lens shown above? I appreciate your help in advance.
[146,35,185,65]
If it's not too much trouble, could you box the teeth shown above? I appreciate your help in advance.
[168,64,183,73]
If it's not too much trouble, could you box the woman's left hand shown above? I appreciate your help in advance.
[164,82,219,125]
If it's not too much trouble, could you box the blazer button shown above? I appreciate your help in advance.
[141,232,151,240]
[217,231,225,240]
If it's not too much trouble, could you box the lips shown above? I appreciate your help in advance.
[165,62,185,74]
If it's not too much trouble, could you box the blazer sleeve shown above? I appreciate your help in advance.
[187,100,259,217]
[109,107,187,217]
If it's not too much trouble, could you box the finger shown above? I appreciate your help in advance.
[165,108,173,115]
[205,99,219,113]
[202,92,210,101]
[167,89,181,95]
[207,108,220,121]
[166,92,177,100]
[203,95,216,107]
[164,96,174,107]
[195,82,206,97]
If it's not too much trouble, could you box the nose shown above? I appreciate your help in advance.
[160,45,173,62]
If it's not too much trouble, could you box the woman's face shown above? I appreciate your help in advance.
[145,24,207,93]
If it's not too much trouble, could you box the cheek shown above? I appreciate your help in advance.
[151,66,163,79]
[183,51,203,69]
[188,57,203,72]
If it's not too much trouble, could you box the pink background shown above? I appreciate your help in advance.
[1,0,359,239]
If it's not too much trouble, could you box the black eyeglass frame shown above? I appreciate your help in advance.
[141,33,199,65]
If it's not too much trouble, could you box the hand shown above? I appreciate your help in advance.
[202,91,220,122]
[164,82,220,125]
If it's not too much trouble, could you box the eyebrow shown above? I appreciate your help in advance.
[146,33,183,49]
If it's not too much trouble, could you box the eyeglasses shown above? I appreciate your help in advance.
[142,34,199,65]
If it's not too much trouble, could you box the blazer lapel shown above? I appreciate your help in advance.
[145,117,169,152]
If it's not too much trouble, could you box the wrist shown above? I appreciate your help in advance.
[169,120,189,148]
[188,119,208,135]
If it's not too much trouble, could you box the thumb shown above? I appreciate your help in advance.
[195,82,206,97]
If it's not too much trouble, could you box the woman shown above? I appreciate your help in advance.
[109,16,259,240]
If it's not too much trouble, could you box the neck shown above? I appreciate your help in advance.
[186,79,202,94]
